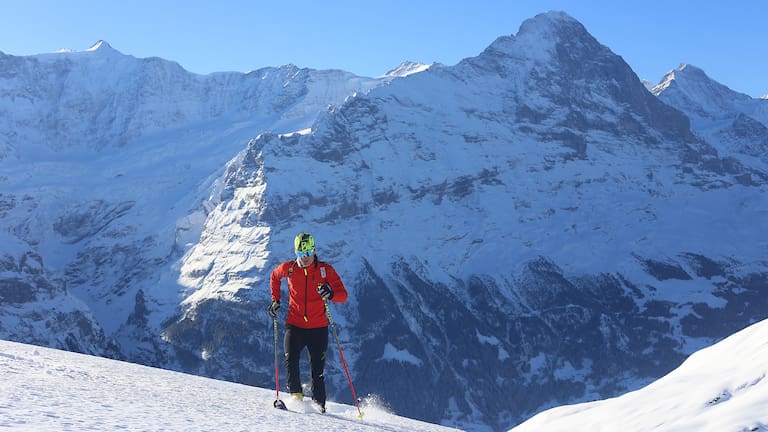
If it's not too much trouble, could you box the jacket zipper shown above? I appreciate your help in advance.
[303,267,309,322]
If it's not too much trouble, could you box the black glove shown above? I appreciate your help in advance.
[317,283,334,301]
[267,300,280,318]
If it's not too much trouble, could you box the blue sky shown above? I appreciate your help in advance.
[2,1,766,97]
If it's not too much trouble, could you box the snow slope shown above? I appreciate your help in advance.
[9,317,765,432]
[510,318,768,431]
[0,338,460,432]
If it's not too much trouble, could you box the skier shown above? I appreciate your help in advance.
[267,232,348,413]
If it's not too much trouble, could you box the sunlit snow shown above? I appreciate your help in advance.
[511,318,768,432]
[0,339,460,432]
[5,319,766,431]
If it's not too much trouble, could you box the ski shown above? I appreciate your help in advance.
[270,398,333,415]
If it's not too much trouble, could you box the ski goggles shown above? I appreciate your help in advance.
[296,249,314,258]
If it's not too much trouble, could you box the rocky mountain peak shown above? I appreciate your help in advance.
[653,63,767,134]
[517,11,590,51]
[475,11,597,66]
[382,61,431,77]
[654,65,768,164]
[87,40,115,52]
[458,10,693,147]
[653,63,752,102]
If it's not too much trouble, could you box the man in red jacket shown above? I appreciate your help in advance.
[268,232,348,413]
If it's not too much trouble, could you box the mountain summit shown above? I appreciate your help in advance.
[87,40,115,52]
[653,64,755,121]
[653,63,768,163]
[382,61,431,77]
[462,11,694,147]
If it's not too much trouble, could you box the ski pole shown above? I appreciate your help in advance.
[324,300,364,419]
[273,317,286,410]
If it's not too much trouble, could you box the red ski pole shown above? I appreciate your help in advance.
[273,317,287,410]
[324,301,364,419]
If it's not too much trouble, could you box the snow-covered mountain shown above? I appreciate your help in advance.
[382,60,433,78]
[0,40,382,360]
[652,63,768,164]
[511,317,768,431]
[0,338,459,432]
[1,11,767,432]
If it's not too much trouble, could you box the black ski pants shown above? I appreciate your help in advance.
[284,324,329,405]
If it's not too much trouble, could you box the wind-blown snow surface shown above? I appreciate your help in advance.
[0,339,460,432]
[511,318,768,432]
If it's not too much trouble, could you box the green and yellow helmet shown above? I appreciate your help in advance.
[294,232,315,253]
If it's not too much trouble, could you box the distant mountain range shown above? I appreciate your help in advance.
[1,11,766,432]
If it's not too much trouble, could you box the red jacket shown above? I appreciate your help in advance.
[270,257,348,328]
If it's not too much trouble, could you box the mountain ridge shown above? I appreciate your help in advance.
[652,62,768,167]
[1,11,767,432]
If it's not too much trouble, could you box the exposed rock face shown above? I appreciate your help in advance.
[0,250,121,358]
[2,12,767,432]
[653,63,768,164]
[172,12,767,431]
[0,40,381,364]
